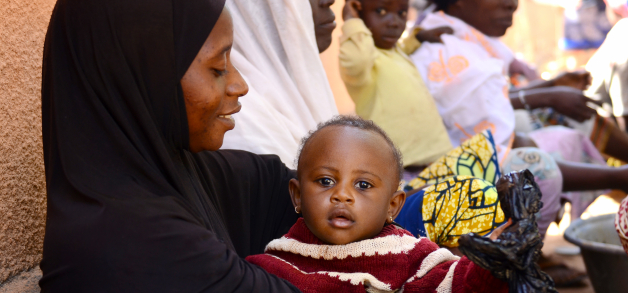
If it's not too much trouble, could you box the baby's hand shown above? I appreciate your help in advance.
[416,26,453,43]
[488,219,512,241]
[343,0,361,21]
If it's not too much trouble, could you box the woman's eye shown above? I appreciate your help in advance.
[377,8,387,15]
[318,178,335,187]
[355,181,373,189]
[213,69,228,77]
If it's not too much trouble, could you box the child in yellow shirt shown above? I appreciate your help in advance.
[339,0,453,168]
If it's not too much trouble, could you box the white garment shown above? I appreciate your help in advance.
[410,12,515,161]
[222,0,338,168]
[586,18,628,117]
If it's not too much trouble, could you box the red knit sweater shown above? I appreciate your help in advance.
[246,219,508,292]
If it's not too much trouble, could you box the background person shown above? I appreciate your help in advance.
[407,0,628,285]
[221,0,338,168]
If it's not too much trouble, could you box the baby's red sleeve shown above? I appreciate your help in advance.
[401,240,508,292]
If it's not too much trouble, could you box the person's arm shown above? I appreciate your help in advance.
[510,70,591,91]
[194,150,299,257]
[140,210,302,293]
[50,194,302,293]
[509,86,601,122]
[399,26,453,56]
[401,242,508,292]
[339,0,378,88]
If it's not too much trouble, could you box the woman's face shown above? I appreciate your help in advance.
[309,0,337,53]
[447,0,518,37]
[181,8,248,153]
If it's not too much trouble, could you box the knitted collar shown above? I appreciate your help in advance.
[264,218,425,260]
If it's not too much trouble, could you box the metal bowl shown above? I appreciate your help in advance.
[564,214,628,293]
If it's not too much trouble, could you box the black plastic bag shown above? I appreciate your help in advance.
[458,170,558,293]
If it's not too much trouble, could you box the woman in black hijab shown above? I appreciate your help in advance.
[40,0,300,291]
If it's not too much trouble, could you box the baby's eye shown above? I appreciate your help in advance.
[376,8,387,16]
[355,181,373,189]
[317,178,335,187]
[399,10,407,17]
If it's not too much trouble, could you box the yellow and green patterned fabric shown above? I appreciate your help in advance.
[421,176,505,247]
[405,130,500,190]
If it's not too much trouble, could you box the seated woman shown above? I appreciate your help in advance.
[40,0,302,291]
[219,0,339,168]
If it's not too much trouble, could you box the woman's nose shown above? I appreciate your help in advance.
[227,63,249,98]
[504,0,518,10]
[320,0,335,7]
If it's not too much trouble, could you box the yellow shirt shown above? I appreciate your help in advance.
[339,19,453,166]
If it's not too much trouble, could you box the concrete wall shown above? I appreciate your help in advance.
[0,0,55,283]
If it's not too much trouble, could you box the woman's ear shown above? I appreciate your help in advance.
[388,190,407,221]
[289,178,302,212]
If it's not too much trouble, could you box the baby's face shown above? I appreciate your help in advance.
[291,126,405,245]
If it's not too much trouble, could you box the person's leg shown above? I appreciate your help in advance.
[558,160,628,192]
[501,147,562,239]
[601,120,628,162]
[591,115,628,162]
[619,115,627,133]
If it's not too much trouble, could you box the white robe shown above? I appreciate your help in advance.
[222,0,338,168]
[410,12,515,162]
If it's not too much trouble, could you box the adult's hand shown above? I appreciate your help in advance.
[416,26,453,43]
[342,0,361,21]
[551,70,591,91]
[547,86,601,122]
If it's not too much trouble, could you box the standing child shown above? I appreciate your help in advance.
[339,0,452,168]
[245,116,511,292]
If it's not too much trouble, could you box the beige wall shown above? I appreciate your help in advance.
[320,2,355,115]
[0,0,55,283]
[502,0,594,76]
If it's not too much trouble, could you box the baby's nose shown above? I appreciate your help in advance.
[331,188,354,204]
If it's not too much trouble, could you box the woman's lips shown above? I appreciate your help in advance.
[319,20,337,31]
[217,103,241,129]
[329,209,354,229]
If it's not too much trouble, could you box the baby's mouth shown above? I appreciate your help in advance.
[329,209,354,229]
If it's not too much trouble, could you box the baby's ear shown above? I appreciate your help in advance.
[289,178,302,211]
[388,190,407,221]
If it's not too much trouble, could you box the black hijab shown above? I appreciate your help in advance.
[40,0,299,291]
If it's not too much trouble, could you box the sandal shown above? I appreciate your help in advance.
[537,255,588,288]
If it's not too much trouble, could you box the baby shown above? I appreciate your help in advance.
[245,116,508,292]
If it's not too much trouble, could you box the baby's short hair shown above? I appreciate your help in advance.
[296,115,404,181]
